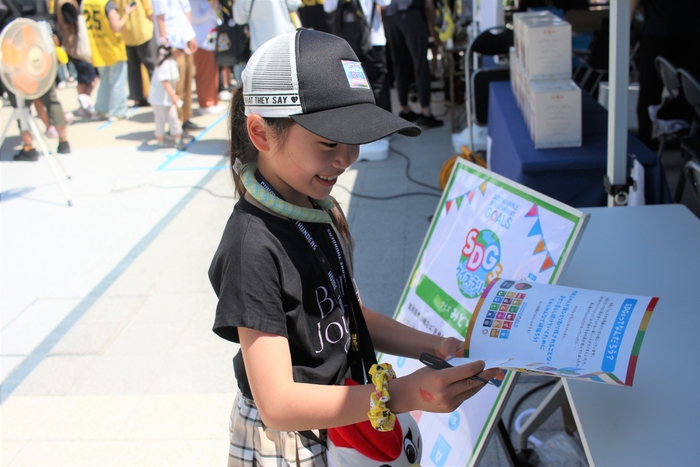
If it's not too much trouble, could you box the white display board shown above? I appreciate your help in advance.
[379,159,589,466]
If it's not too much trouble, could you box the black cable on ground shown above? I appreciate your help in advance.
[389,147,443,192]
[506,378,558,437]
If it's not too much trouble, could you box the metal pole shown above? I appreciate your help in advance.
[606,0,631,206]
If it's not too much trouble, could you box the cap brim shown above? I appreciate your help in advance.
[290,103,421,145]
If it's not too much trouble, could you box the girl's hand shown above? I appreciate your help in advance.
[389,360,500,414]
[433,336,464,361]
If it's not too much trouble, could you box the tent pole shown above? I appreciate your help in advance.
[606,0,631,206]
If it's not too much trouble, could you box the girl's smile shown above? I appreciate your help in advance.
[257,122,359,207]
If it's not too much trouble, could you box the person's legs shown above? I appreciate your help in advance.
[167,103,184,148]
[193,48,220,110]
[400,10,432,113]
[383,13,414,111]
[126,45,145,102]
[71,57,97,114]
[175,52,194,123]
[361,46,391,113]
[107,61,128,118]
[153,104,167,142]
[138,37,157,79]
[39,85,71,153]
[7,91,39,160]
[94,65,111,115]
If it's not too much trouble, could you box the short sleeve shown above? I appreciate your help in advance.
[210,211,290,343]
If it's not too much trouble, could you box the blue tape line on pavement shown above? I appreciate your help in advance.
[0,154,229,404]
[156,113,228,171]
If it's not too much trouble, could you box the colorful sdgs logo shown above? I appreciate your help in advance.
[456,228,502,298]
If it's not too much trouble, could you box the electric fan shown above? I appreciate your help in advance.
[0,18,71,205]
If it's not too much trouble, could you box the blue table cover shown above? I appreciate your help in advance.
[487,81,672,207]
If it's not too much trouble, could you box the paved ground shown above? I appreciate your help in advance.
[1,81,697,467]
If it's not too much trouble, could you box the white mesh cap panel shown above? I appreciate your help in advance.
[242,32,302,118]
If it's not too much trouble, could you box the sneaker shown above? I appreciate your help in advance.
[57,81,67,89]
[416,114,444,128]
[158,138,176,148]
[57,141,71,154]
[91,112,107,121]
[200,104,223,115]
[107,115,125,122]
[399,110,420,122]
[13,147,39,161]
[175,139,188,151]
[132,99,150,107]
[179,131,194,143]
[45,126,59,138]
[218,90,233,101]
[182,120,203,131]
[78,93,94,115]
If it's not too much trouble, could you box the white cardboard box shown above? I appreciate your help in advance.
[528,79,582,148]
[517,12,572,80]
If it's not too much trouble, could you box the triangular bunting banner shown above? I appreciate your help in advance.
[540,253,555,272]
[446,200,453,213]
[456,196,464,209]
[528,220,542,237]
[467,190,475,202]
[479,182,487,194]
[533,238,546,254]
[526,205,538,217]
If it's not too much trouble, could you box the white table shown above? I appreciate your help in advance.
[556,205,700,466]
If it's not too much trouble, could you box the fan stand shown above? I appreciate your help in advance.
[0,94,73,206]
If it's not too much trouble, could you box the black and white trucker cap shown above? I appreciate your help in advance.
[242,29,421,145]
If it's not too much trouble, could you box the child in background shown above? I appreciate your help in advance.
[208,29,498,465]
[148,46,185,149]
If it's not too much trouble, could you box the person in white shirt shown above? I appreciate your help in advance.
[148,45,185,149]
[233,0,301,53]
[152,0,201,131]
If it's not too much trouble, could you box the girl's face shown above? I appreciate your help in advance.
[258,123,359,207]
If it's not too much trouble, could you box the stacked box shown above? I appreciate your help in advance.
[514,11,572,79]
[509,11,581,148]
[527,79,581,148]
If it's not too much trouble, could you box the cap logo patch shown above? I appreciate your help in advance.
[341,60,370,89]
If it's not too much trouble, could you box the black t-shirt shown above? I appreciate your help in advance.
[297,2,332,34]
[209,196,353,399]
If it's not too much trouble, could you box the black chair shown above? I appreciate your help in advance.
[465,26,513,152]
[674,68,700,202]
[651,56,692,159]
[683,160,700,204]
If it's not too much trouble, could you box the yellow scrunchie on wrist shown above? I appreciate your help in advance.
[368,363,397,432]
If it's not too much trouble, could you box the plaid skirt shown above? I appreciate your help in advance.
[228,392,328,467]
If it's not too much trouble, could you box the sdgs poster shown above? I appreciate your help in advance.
[378,160,588,466]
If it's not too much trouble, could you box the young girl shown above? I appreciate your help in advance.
[209,29,498,466]
[148,45,185,149]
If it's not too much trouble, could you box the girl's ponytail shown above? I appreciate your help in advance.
[229,87,258,198]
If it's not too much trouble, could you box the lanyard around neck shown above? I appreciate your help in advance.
[251,169,377,382]
[254,170,353,317]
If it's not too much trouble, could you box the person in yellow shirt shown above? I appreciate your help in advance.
[83,0,136,120]
[115,0,157,107]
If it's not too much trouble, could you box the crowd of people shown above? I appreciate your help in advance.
[1,0,449,162]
